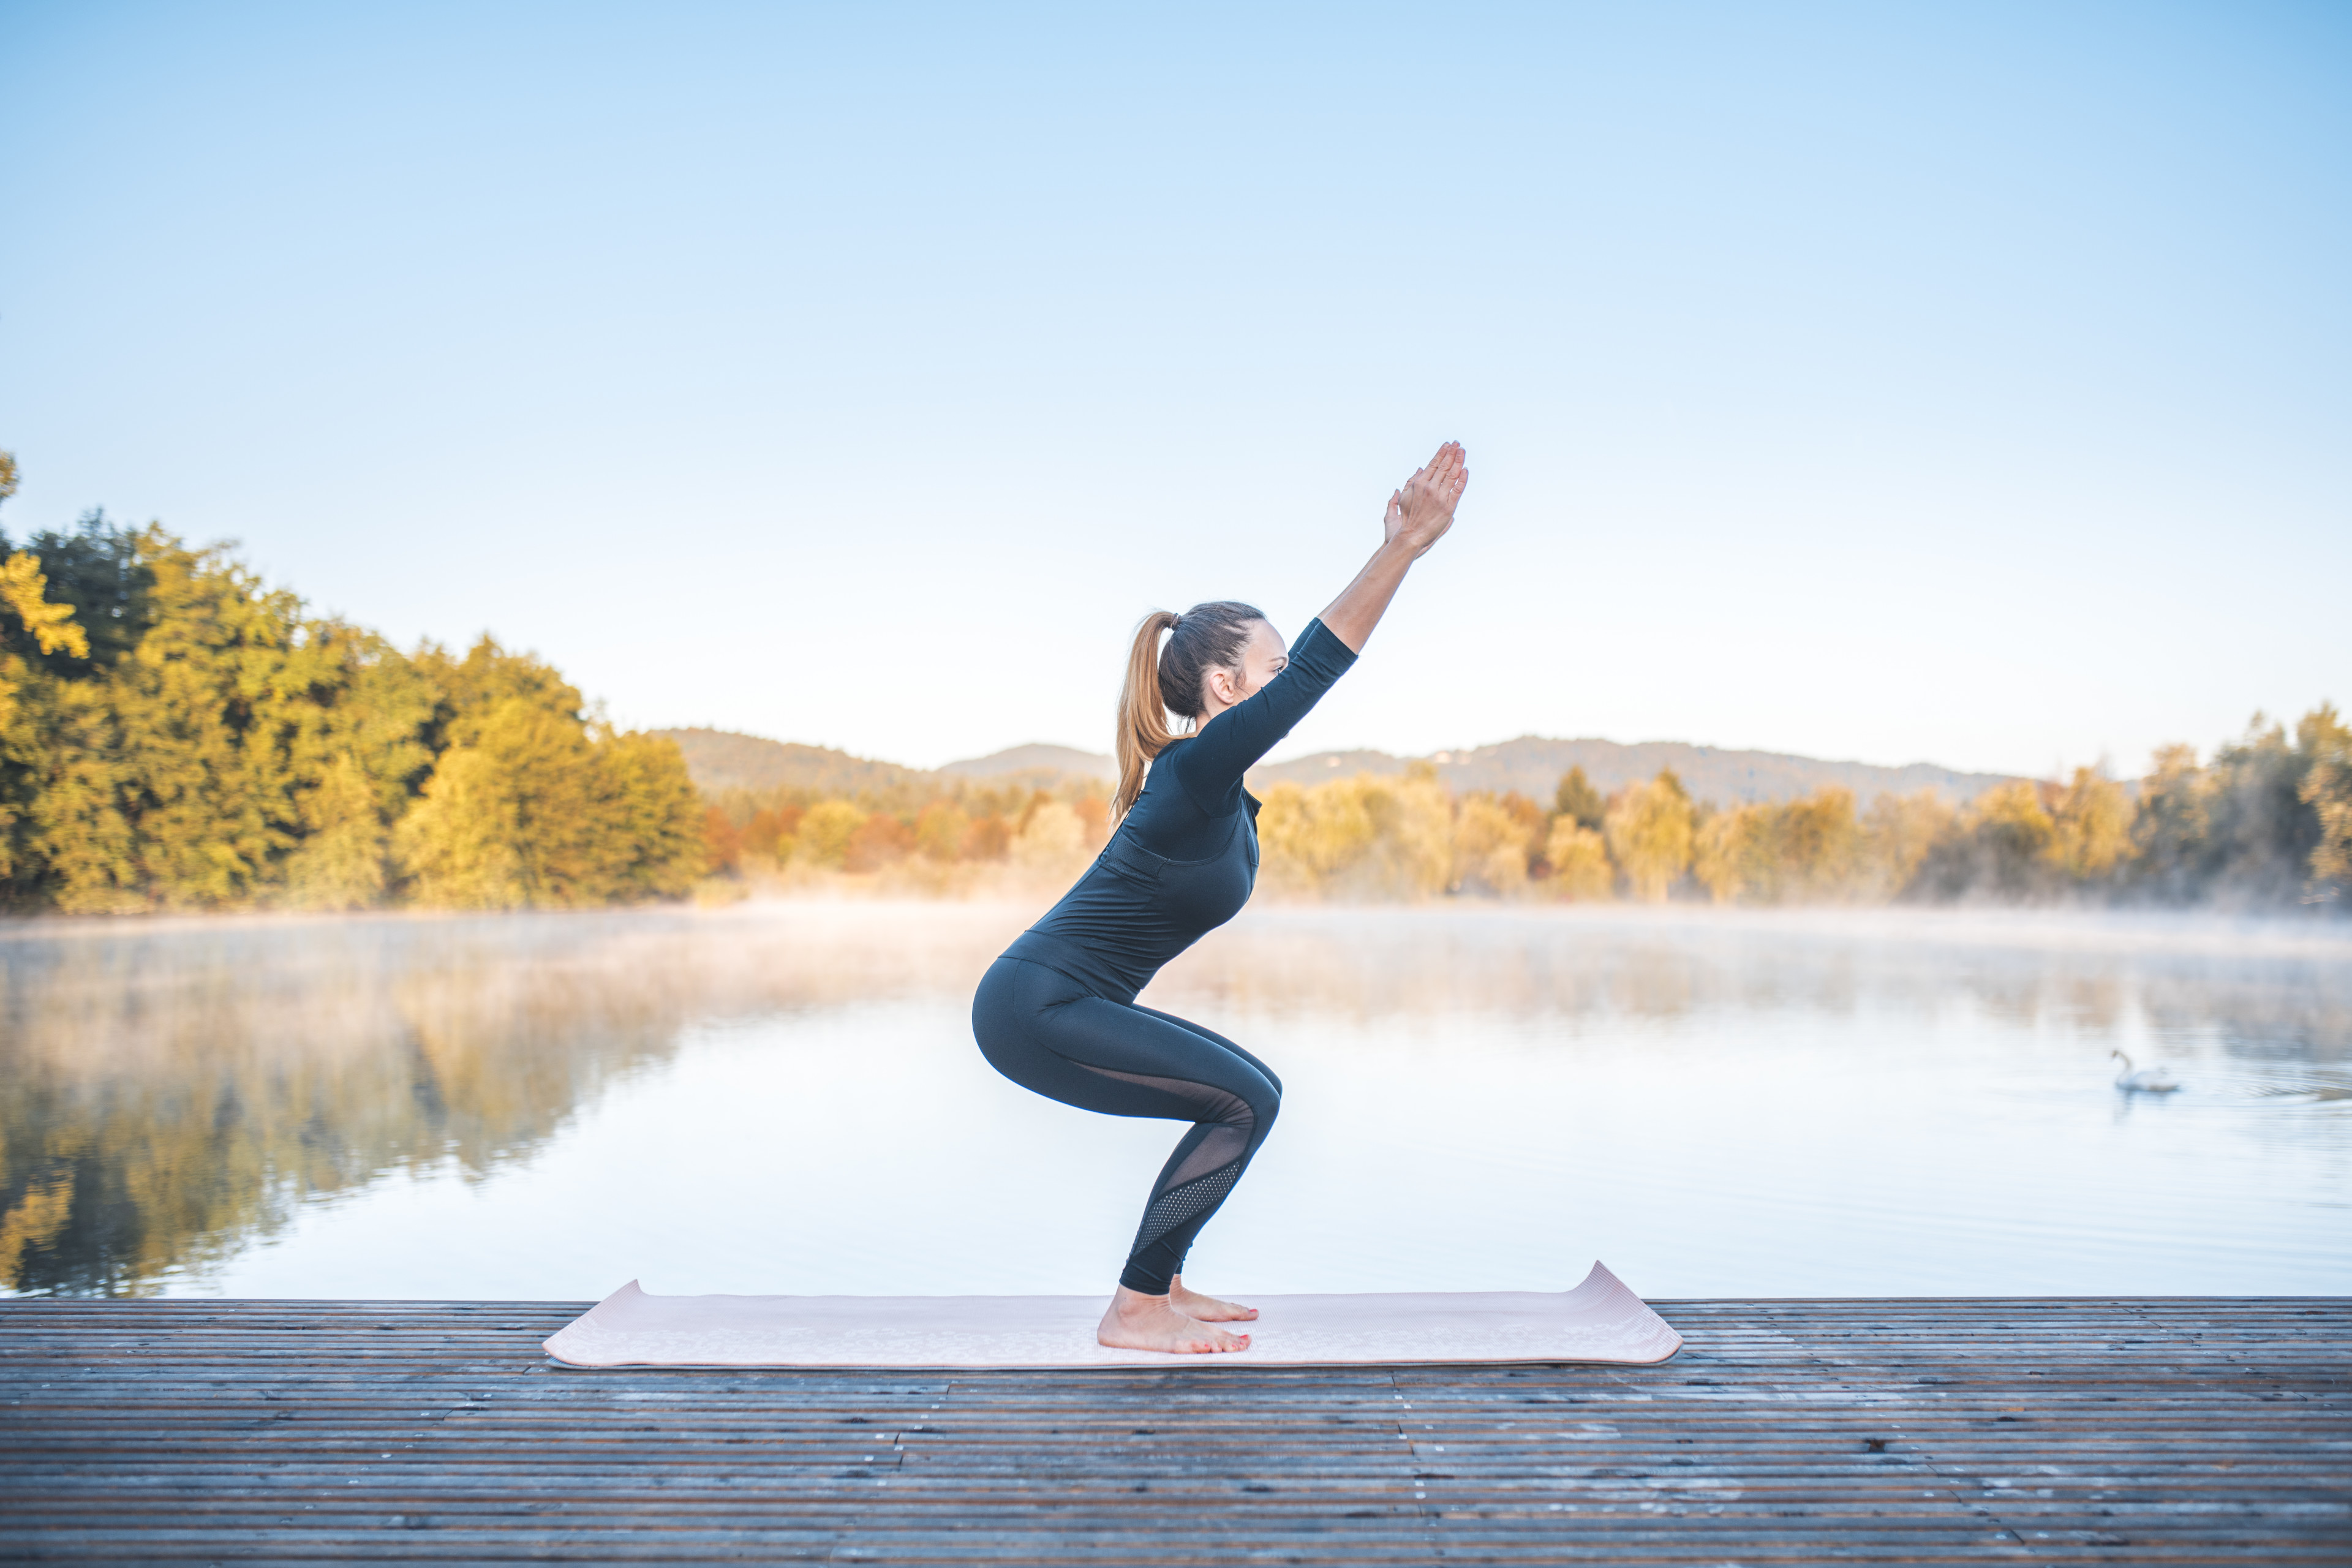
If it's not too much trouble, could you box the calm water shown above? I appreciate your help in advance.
[2,902,2346,1301]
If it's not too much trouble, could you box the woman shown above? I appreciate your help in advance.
[971,442,1469,1354]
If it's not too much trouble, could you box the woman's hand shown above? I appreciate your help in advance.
[1382,441,1468,558]
[1319,440,1469,652]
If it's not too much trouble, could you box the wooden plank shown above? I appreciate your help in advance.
[0,1298,2344,1564]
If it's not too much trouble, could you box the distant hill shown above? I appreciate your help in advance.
[658,726,2011,809]
[652,729,1114,797]
[938,744,1117,782]
[650,729,932,796]
[1248,735,2012,807]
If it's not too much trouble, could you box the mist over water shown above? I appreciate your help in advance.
[2,902,2345,1301]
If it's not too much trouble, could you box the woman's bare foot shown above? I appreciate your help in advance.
[1098,1285,1251,1354]
[1169,1274,1259,1322]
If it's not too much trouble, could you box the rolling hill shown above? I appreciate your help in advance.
[655,727,2011,807]
[1248,736,2010,807]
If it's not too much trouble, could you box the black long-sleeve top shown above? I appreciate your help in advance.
[1001,618,1359,1001]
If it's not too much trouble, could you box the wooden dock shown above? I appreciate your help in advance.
[1,1297,2345,1564]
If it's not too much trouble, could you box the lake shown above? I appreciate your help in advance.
[2,901,2345,1302]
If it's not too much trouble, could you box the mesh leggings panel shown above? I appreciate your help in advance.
[971,957,1282,1295]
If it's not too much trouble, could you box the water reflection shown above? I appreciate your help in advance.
[0,905,1029,1295]
[2,903,2345,1298]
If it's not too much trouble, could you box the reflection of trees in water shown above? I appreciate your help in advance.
[4,924,679,1294]
[0,905,1033,1295]
[4,903,2343,1295]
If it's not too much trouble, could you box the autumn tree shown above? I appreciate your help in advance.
[1861,789,1956,899]
[1012,799,1088,878]
[1692,806,1755,903]
[1453,793,1529,896]
[845,811,917,872]
[1605,769,1696,901]
[1543,818,1613,900]
[395,693,701,910]
[916,801,971,863]
[2297,705,2351,906]
[793,800,865,867]
[1257,765,1453,900]
[2045,767,2134,883]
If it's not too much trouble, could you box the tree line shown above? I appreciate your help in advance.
[700,710,2346,913]
[0,483,703,913]
[4,456,2340,914]
[699,780,1110,891]
[1255,715,2348,910]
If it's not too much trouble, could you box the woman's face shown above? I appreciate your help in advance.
[1200,619,1287,715]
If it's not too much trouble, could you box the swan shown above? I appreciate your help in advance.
[2112,1050,2180,1093]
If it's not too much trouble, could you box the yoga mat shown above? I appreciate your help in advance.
[542,1261,1681,1368]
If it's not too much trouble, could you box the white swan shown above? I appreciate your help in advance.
[2112,1049,2180,1093]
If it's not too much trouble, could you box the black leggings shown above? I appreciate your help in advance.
[971,956,1281,1295]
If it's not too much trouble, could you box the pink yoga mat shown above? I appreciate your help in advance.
[543,1261,1682,1368]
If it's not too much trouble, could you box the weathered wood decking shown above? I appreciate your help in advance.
[1,1297,2345,1564]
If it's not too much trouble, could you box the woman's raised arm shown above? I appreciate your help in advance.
[1316,441,1468,654]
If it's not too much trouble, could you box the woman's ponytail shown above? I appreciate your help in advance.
[1111,600,1269,822]
[1114,611,1182,820]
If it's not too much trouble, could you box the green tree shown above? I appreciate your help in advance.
[22,530,409,911]
[594,729,706,900]
[1552,766,1605,832]
[396,699,601,908]
[395,699,701,909]
[0,549,91,889]
[284,752,393,908]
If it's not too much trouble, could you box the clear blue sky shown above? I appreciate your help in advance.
[2,1,2344,776]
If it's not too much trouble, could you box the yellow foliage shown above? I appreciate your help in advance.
[395,700,703,909]
[282,752,389,910]
[0,552,90,660]
[1861,790,1956,897]
[1544,819,1613,900]
[916,802,971,863]
[1452,794,1529,896]
[1012,799,1089,877]
[2046,767,2135,880]
[1605,771,1695,902]
[2302,704,2352,900]
[794,800,865,867]
[1691,788,1863,905]
[1693,807,1755,903]
[1971,780,2056,861]
[1257,769,1452,900]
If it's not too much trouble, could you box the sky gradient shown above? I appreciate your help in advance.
[2,1,2345,776]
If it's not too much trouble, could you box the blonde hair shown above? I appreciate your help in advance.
[1114,601,1266,820]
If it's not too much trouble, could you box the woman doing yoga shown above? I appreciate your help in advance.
[971,442,1469,1354]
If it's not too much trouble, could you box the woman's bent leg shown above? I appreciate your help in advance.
[973,959,1280,1296]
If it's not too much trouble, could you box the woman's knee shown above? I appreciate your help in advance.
[1244,1080,1280,1140]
